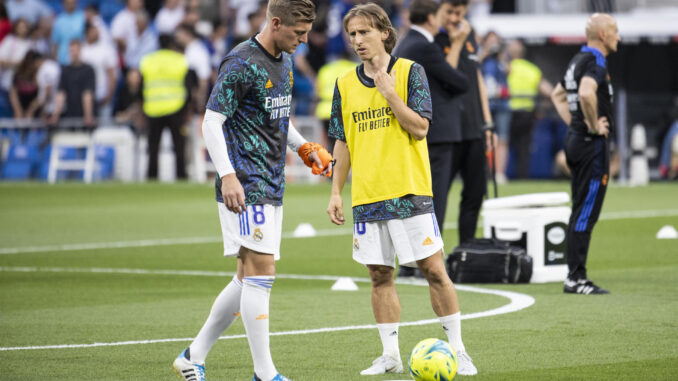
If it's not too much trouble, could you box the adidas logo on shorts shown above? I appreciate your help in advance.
[422,237,434,246]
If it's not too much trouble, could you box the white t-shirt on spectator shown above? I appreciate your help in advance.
[81,41,118,102]
[36,59,60,114]
[0,35,32,90]
[92,15,114,47]
[110,8,138,51]
[230,0,259,37]
[155,6,185,34]
[185,40,211,80]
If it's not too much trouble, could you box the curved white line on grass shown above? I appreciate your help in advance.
[0,266,535,352]
[2,208,676,255]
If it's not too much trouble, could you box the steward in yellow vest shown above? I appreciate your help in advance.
[507,58,541,112]
[139,35,191,180]
[140,48,189,118]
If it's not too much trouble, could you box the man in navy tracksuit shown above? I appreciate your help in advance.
[551,13,620,295]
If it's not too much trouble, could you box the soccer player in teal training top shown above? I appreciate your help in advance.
[172,1,333,380]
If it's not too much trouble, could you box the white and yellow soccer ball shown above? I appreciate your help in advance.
[408,338,458,381]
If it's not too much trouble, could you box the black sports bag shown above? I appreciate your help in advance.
[446,238,533,283]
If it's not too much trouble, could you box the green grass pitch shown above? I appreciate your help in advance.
[0,181,677,380]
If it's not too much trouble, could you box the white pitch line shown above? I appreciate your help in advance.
[598,208,678,220]
[0,267,535,352]
[1,208,676,255]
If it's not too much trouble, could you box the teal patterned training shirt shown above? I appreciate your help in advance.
[208,35,294,206]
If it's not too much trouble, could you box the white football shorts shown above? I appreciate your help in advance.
[352,212,444,268]
[217,203,283,260]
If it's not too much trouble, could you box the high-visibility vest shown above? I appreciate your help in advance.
[315,58,357,120]
[508,58,541,111]
[140,49,188,117]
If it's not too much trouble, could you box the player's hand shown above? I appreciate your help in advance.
[309,150,333,177]
[596,116,609,138]
[298,142,334,177]
[449,19,471,43]
[221,173,246,214]
[374,69,397,101]
[327,194,345,225]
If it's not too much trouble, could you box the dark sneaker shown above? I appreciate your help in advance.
[563,278,610,295]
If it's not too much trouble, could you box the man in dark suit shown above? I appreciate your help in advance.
[431,0,493,245]
[394,0,485,246]
[393,0,470,277]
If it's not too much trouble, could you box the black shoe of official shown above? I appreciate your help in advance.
[563,278,610,295]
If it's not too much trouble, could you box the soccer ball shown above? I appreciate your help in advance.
[408,338,458,381]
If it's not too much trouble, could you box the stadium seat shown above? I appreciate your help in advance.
[94,145,116,180]
[47,132,95,183]
[0,143,40,180]
[91,126,136,182]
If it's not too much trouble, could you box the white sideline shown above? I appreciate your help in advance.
[0,267,535,352]
[1,208,677,255]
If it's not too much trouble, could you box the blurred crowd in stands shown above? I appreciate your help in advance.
[0,0,676,181]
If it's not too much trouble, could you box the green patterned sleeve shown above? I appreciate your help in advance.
[207,57,251,118]
[407,63,433,121]
[328,81,346,141]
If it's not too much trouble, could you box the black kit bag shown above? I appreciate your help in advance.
[446,238,533,284]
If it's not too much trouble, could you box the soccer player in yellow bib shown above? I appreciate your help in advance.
[326,3,477,376]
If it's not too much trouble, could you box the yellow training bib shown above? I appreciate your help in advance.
[337,58,433,207]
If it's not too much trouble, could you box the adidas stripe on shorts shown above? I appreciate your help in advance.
[352,212,444,268]
[217,203,283,259]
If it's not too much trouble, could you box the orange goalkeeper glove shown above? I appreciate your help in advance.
[298,142,334,177]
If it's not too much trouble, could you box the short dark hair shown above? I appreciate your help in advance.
[158,34,174,50]
[176,23,196,38]
[409,0,440,25]
[441,0,469,6]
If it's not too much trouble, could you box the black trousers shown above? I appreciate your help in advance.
[564,131,609,280]
[510,110,535,178]
[147,110,187,180]
[428,139,487,244]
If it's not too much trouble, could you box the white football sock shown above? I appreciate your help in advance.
[440,312,466,354]
[189,276,243,364]
[242,276,277,381]
[377,323,400,360]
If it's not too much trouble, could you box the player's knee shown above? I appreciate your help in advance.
[419,259,449,285]
[368,266,394,287]
[423,266,449,286]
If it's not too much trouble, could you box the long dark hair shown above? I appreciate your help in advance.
[14,51,41,82]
